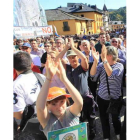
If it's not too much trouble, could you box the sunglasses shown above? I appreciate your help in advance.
[22,47,29,50]
[44,45,51,47]
[112,41,117,43]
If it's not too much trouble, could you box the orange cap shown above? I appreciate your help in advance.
[47,87,71,101]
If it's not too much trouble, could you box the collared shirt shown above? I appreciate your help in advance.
[31,48,45,58]
[118,48,126,66]
[95,41,111,54]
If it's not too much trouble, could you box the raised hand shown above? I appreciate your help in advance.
[101,44,107,62]
[45,55,59,79]
[91,47,99,62]
[57,59,67,82]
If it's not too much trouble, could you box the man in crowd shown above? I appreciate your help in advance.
[14,39,23,50]
[30,39,45,58]
[95,33,111,62]
[21,43,41,68]
[36,37,44,48]
[13,51,45,123]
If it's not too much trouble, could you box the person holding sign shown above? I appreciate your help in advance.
[36,55,83,139]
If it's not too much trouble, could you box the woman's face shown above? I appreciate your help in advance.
[44,44,52,53]
[48,99,67,117]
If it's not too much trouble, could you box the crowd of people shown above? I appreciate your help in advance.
[13,28,126,140]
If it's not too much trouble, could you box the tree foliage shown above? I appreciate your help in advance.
[108,7,126,24]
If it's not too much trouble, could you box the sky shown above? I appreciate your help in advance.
[38,0,126,10]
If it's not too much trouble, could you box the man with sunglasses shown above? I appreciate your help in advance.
[21,43,41,68]
[111,38,126,66]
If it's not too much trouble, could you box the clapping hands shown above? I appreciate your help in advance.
[91,47,99,62]
[101,44,107,62]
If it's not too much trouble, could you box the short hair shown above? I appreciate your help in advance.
[81,40,90,46]
[14,51,32,72]
[99,33,106,37]
[29,38,37,43]
[117,38,122,44]
[111,38,119,42]
[106,46,118,61]
[44,42,52,46]
[55,37,64,44]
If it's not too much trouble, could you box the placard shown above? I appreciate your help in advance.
[48,122,87,140]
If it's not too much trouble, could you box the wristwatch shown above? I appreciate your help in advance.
[103,60,108,64]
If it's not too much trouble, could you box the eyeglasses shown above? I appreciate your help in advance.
[22,47,29,50]
[112,41,117,43]
[44,45,51,48]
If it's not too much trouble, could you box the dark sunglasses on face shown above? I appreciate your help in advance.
[44,45,50,47]
[22,47,29,50]
[112,41,117,43]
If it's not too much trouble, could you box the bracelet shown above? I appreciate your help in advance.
[103,60,108,64]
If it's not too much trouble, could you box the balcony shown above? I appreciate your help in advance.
[63,26,70,31]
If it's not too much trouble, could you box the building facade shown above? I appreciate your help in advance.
[45,9,93,36]
[58,3,103,34]
[109,21,125,31]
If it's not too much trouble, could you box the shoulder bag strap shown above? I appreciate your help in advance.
[106,73,111,99]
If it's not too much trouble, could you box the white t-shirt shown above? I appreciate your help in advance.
[13,72,46,112]
[30,54,41,67]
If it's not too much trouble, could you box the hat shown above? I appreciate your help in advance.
[90,37,95,40]
[66,50,77,57]
[22,43,31,48]
[47,87,71,101]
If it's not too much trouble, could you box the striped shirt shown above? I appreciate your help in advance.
[90,62,124,100]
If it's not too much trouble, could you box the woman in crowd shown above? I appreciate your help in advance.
[90,45,124,140]
[42,50,66,90]
[40,42,52,72]
[36,56,83,139]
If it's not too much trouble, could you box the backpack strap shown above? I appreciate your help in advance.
[33,72,44,87]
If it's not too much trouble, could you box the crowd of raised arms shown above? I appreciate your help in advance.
[13,28,126,140]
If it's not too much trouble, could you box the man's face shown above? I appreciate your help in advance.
[111,39,118,48]
[36,38,41,44]
[56,39,63,52]
[21,46,31,54]
[67,55,79,68]
[99,35,106,44]
[17,41,23,46]
[82,42,90,52]
[30,41,38,49]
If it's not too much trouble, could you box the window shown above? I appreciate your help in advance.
[63,22,70,31]
[81,14,84,17]
[63,22,68,27]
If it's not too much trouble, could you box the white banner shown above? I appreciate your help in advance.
[13,26,53,39]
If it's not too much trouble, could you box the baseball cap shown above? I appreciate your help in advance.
[66,50,77,57]
[47,87,71,101]
[22,43,31,48]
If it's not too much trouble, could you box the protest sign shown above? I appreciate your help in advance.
[13,26,53,39]
[48,122,87,140]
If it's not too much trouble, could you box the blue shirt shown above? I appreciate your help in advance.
[79,50,101,64]
[118,48,126,66]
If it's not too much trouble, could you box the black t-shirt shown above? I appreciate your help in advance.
[41,52,47,64]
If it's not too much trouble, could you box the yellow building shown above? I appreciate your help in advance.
[109,21,125,31]
[58,3,103,34]
[45,9,93,36]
